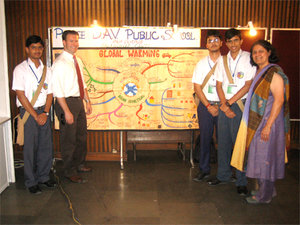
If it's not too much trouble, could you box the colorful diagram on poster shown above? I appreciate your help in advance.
[53,49,208,130]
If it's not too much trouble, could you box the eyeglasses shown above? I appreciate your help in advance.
[207,38,220,44]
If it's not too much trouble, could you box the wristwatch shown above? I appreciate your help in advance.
[43,111,49,116]
[225,101,231,107]
[84,99,90,103]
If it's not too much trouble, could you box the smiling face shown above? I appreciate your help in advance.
[63,33,79,55]
[226,35,243,56]
[26,43,44,61]
[252,44,271,68]
[206,36,222,53]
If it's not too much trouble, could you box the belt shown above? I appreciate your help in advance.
[66,96,81,99]
[208,101,220,105]
[19,105,45,111]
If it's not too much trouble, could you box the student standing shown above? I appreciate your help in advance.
[12,35,56,194]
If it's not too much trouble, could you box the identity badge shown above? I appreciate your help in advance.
[208,84,216,94]
[227,84,237,94]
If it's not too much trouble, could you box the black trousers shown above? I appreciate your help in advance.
[54,97,87,177]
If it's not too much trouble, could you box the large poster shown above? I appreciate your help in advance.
[53,48,208,130]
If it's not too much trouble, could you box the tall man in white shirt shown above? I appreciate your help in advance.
[208,28,256,196]
[12,35,56,194]
[192,30,222,182]
[52,30,92,183]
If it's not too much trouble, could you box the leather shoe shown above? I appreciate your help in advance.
[237,186,248,196]
[208,177,236,185]
[28,185,42,194]
[193,172,210,182]
[39,180,57,188]
[207,178,226,185]
[66,175,87,183]
[78,166,92,173]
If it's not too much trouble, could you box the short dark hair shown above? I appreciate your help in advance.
[206,30,222,42]
[62,30,79,41]
[225,28,241,41]
[25,35,44,47]
[250,40,279,67]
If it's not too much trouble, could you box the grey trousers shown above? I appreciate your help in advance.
[21,107,53,188]
[54,97,87,177]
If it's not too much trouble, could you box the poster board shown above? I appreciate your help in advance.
[51,26,205,130]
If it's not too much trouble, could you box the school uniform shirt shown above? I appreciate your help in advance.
[51,51,86,98]
[12,58,52,108]
[192,55,221,102]
[215,49,256,100]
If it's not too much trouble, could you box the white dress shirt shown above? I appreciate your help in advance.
[51,51,87,98]
[12,58,52,108]
[215,50,256,100]
[192,55,221,102]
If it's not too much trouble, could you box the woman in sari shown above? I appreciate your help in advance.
[232,40,290,204]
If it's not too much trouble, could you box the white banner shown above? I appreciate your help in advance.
[51,26,200,48]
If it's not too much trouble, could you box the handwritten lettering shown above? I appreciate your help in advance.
[99,50,124,57]
[127,49,160,57]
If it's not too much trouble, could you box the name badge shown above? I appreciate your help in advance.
[227,84,237,94]
[208,84,216,94]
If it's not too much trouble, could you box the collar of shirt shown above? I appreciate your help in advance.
[208,55,221,67]
[62,50,75,61]
[27,58,44,70]
[27,58,44,83]
[227,49,243,61]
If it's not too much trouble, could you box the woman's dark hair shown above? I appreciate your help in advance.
[62,30,79,41]
[25,35,44,47]
[250,40,279,67]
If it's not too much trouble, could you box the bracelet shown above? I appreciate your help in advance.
[206,103,211,108]
[225,101,231,107]
[84,99,90,103]
[43,111,49,116]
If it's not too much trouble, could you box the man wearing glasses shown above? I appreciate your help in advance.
[192,30,222,182]
[208,28,256,196]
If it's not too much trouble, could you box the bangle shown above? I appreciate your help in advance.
[206,103,211,108]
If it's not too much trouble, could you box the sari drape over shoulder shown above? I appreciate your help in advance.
[231,64,290,171]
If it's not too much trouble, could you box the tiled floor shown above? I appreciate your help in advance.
[1,149,299,225]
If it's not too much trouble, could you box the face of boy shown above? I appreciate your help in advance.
[26,43,44,60]
[226,35,243,55]
[206,36,222,52]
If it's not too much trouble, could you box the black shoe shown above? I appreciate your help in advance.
[207,177,235,186]
[39,180,57,188]
[28,185,42,194]
[207,178,223,185]
[193,172,210,182]
[237,186,248,196]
